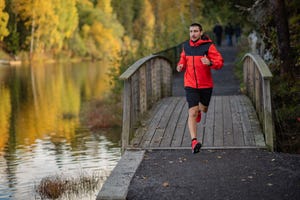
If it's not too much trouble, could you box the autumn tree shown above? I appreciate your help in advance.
[76,0,124,60]
[131,0,155,53]
[51,0,78,53]
[0,0,9,41]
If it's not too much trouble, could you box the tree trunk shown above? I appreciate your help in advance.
[30,18,35,61]
[270,0,291,77]
[190,0,195,21]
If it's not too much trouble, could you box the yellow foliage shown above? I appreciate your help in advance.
[133,0,155,49]
[121,35,139,56]
[0,0,9,40]
[12,0,77,53]
[89,21,122,60]
[96,0,113,15]
[52,0,78,50]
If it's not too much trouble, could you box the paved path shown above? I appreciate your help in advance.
[127,149,300,200]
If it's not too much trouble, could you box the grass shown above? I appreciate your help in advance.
[35,171,108,199]
[80,97,122,130]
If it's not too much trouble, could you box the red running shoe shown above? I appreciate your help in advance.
[196,111,201,123]
[191,140,202,154]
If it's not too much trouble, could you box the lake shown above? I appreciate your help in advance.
[0,61,122,199]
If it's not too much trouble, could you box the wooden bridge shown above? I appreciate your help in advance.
[97,44,278,200]
[119,45,274,151]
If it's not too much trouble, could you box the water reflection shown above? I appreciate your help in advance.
[0,62,121,199]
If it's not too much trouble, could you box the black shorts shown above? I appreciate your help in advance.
[185,87,213,108]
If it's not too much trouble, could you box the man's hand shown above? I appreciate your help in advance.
[201,55,212,66]
[177,64,184,72]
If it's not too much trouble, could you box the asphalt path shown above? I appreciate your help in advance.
[127,149,300,200]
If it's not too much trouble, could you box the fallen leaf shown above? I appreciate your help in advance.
[163,181,170,187]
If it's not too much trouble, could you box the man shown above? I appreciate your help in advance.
[177,23,224,153]
[225,22,234,46]
[213,23,223,46]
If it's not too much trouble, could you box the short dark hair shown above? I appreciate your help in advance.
[190,23,202,31]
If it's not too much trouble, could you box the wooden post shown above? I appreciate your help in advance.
[263,78,274,151]
[255,67,261,119]
[139,64,147,114]
[122,80,131,151]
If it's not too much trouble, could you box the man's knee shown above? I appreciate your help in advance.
[189,107,198,118]
[199,104,208,113]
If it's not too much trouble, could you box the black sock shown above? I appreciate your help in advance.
[192,138,197,142]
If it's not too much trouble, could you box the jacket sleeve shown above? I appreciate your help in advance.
[177,49,187,71]
[207,44,224,70]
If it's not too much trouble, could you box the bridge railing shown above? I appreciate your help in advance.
[154,44,182,70]
[242,53,275,151]
[119,55,173,150]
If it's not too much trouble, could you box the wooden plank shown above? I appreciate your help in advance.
[254,68,261,116]
[214,96,223,146]
[121,80,132,150]
[242,53,273,79]
[230,95,245,146]
[160,97,185,147]
[130,99,164,147]
[203,96,215,147]
[119,55,168,80]
[131,72,139,128]
[223,96,234,146]
[139,98,171,148]
[241,95,266,147]
[150,97,179,147]
[129,94,265,150]
[263,79,274,150]
[171,99,188,147]
[237,95,255,146]
[139,64,147,114]
[137,145,267,150]
[162,59,172,96]
[152,59,162,101]
[146,62,152,108]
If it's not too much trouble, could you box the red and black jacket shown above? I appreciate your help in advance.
[177,37,224,89]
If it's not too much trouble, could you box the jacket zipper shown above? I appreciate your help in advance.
[192,51,198,88]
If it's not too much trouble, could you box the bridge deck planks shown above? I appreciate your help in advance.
[131,95,266,149]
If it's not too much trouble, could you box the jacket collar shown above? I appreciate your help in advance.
[189,36,212,46]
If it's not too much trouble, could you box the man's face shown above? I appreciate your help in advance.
[190,26,202,41]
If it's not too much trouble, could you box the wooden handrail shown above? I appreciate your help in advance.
[242,53,275,151]
[119,55,172,151]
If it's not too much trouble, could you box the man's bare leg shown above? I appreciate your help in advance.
[188,103,209,139]
[188,106,199,139]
